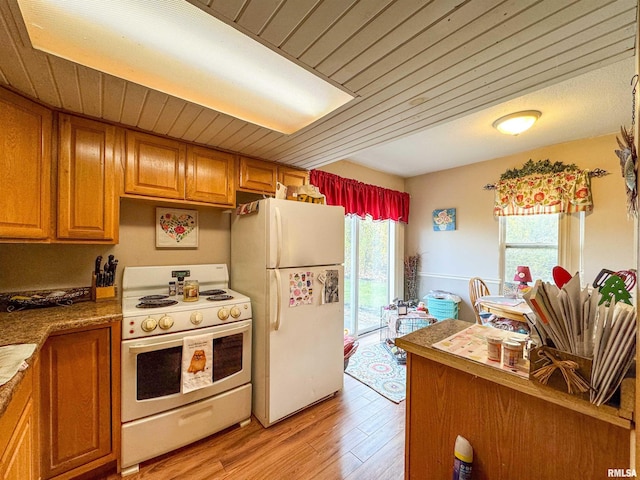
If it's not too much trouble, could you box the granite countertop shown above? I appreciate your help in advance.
[396,319,634,429]
[0,299,122,417]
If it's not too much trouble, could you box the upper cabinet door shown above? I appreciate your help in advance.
[238,156,277,194]
[277,166,309,188]
[0,89,52,240]
[186,146,236,206]
[125,130,186,199]
[57,114,119,242]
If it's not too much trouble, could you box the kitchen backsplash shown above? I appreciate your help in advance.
[0,199,231,293]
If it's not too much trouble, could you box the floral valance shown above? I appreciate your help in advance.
[494,169,593,216]
[310,169,410,223]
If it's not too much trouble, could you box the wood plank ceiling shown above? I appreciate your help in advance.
[0,0,636,174]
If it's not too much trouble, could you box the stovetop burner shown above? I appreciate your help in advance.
[207,294,234,302]
[200,289,226,296]
[136,299,179,308]
[139,295,170,301]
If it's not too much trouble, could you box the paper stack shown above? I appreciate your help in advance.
[524,275,636,406]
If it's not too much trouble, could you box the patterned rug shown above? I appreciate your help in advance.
[345,342,406,403]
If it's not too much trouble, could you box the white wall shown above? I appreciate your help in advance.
[405,133,635,322]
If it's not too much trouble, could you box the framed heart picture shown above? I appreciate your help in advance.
[156,208,198,248]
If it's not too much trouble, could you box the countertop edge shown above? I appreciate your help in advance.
[0,300,122,418]
[395,319,632,430]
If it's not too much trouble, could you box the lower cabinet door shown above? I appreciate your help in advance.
[40,327,112,479]
[0,368,38,480]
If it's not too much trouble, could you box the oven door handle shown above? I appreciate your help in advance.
[127,324,250,354]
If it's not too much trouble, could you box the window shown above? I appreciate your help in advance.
[499,213,583,287]
[344,216,395,336]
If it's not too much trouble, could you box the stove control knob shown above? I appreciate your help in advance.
[141,317,158,332]
[158,315,174,330]
[217,308,230,321]
[190,311,203,325]
[230,306,241,319]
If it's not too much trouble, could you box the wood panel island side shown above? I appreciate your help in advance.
[395,320,633,480]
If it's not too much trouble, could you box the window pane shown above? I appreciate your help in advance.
[505,214,558,244]
[357,219,389,333]
[504,214,559,283]
[505,246,557,283]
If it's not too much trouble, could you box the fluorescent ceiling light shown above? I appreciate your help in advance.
[17,0,354,134]
[492,110,541,136]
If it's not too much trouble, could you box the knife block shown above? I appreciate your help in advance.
[91,275,116,301]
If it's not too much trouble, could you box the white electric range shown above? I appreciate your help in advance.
[120,264,252,476]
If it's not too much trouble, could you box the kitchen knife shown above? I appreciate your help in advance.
[109,259,118,286]
[94,256,102,276]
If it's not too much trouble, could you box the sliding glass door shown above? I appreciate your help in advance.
[344,215,394,337]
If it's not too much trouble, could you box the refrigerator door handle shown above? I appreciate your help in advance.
[275,206,282,268]
[274,268,282,331]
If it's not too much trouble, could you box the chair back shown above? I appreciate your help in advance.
[468,277,490,324]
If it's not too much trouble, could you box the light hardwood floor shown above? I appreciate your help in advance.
[105,336,405,480]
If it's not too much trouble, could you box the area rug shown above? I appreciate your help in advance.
[345,342,406,403]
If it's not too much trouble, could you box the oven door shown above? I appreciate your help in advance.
[122,320,251,423]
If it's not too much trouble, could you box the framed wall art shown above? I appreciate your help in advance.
[432,208,456,231]
[156,208,198,248]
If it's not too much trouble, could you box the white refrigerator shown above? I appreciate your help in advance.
[230,198,345,427]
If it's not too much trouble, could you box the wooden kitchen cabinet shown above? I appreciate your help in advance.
[57,114,119,243]
[186,145,235,206]
[125,130,186,199]
[125,130,235,206]
[0,367,39,480]
[238,156,278,194]
[40,323,120,479]
[0,88,52,240]
[277,166,309,188]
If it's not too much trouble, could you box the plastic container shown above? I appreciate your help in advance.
[507,336,527,359]
[502,340,523,367]
[452,435,473,480]
[486,335,502,362]
[426,296,459,320]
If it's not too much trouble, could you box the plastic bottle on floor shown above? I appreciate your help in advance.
[452,435,473,480]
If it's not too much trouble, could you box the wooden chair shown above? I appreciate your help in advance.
[468,277,490,324]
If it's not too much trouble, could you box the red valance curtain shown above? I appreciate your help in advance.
[310,170,410,223]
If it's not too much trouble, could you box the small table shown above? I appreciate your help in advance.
[477,296,533,323]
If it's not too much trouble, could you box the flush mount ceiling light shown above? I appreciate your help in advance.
[16,0,354,134]
[492,110,541,136]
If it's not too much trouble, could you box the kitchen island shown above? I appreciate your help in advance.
[395,319,633,480]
